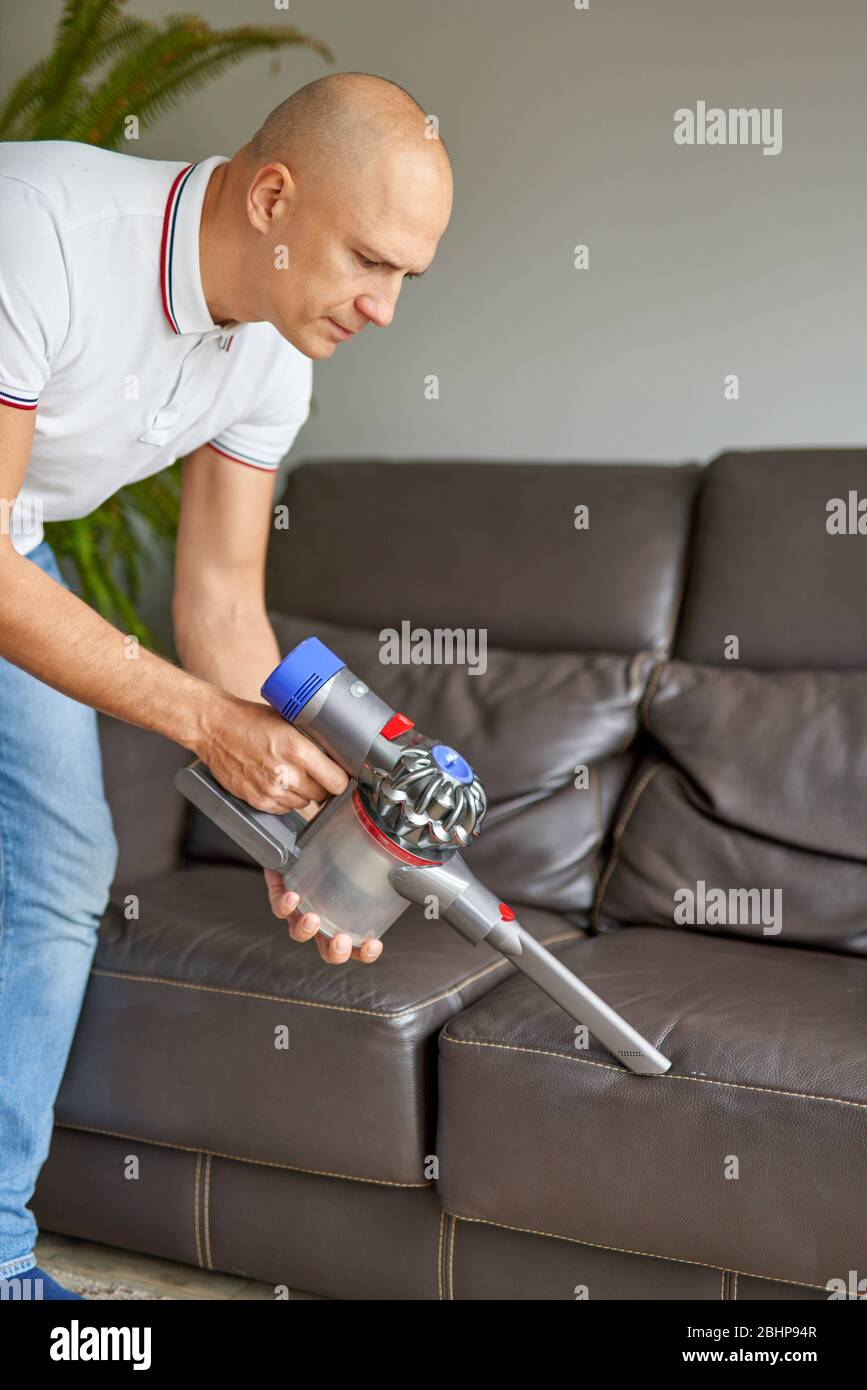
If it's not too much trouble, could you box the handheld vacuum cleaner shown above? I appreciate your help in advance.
[175,637,671,1076]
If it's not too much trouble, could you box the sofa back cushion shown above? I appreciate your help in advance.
[676,448,867,669]
[267,458,701,653]
[259,615,664,913]
[594,661,867,955]
[188,459,702,905]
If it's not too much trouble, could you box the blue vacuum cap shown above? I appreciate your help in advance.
[261,637,345,722]
[430,743,474,784]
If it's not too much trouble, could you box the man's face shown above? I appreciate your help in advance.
[254,144,452,359]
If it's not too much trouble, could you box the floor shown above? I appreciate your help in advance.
[35,1231,322,1300]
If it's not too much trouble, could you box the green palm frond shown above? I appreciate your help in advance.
[36,0,120,103]
[0,58,52,138]
[83,12,153,66]
[0,13,161,140]
[2,0,333,646]
[71,15,333,148]
[1,0,333,146]
[23,0,124,141]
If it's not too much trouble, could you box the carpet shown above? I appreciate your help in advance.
[51,1272,175,1301]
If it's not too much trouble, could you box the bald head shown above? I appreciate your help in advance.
[247,71,450,189]
[202,71,453,358]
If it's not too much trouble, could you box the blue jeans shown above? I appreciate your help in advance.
[0,539,118,1276]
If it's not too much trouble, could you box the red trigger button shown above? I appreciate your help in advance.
[498,903,516,921]
[381,712,414,740]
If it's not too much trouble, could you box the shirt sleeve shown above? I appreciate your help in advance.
[208,334,313,472]
[0,177,71,411]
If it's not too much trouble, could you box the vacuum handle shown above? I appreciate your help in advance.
[175,761,308,872]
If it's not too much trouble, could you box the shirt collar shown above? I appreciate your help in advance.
[159,155,242,337]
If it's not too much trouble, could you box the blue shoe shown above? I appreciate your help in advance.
[0,1265,84,1300]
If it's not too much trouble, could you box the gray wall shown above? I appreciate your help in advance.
[3,0,865,473]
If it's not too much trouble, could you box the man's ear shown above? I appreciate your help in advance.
[247,162,294,233]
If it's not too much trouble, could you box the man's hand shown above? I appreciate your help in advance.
[198,696,384,965]
[263,870,385,965]
[195,690,349,812]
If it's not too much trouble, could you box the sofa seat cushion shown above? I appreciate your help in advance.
[56,863,581,1187]
[437,927,867,1288]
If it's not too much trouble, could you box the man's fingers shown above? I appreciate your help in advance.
[288,911,320,944]
[314,931,383,964]
[288,733,350,798]
[314,930,353,963]
[353,938,384,964]
[263,872,383,963]
[270,763,329,806]
[263,871,319,936]
[253,791,310,816]
[264,869,300,916]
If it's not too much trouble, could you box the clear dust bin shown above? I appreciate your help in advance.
[282,789,415,948]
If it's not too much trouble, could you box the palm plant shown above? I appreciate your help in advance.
[0,0,332,649]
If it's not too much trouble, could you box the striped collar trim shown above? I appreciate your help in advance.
[159,155,242,337]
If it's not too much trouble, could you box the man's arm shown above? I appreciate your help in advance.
[170,444,380,967]
[172,441,382,964]
[172,442,283,704]
[0,405,346,814]
[173,442,322,822]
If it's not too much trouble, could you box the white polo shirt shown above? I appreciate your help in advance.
[0,140,313,556]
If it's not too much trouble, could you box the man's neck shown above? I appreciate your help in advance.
[199,159,238,328]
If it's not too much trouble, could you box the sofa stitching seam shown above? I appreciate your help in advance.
[204,1153,213,1270]
[57,1122,431,1187]
[193,1153,203,1267]
[446,1212,827,1292]
[88,929,581,1020]
[438,1034,866,1107]
[448,1214,457,1300]
[436,1210,444,1301]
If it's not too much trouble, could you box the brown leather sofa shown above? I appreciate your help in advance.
[32,450,867,1300]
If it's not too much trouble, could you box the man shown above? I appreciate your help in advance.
[0,71,454,1298]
